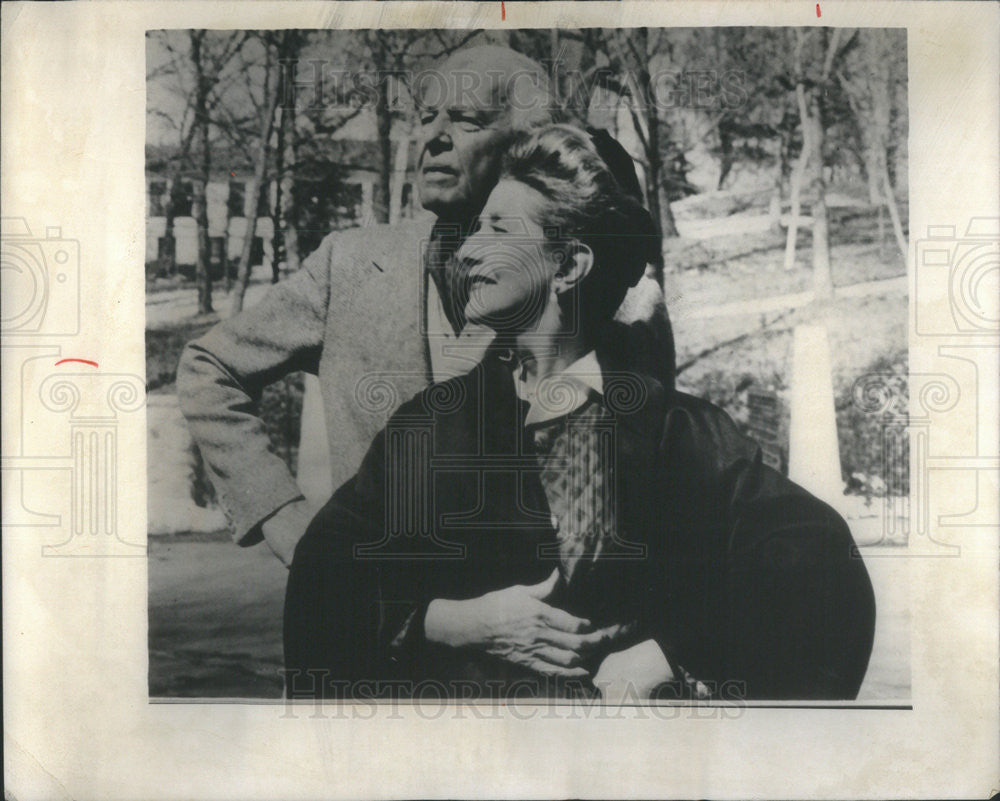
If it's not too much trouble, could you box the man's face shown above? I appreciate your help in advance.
[416,69,514,221]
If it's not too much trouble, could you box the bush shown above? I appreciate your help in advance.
[681,350,909,500]
[836,350,908,499]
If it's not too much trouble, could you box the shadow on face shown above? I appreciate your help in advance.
[415,47,553,222]
[456,179,558,332]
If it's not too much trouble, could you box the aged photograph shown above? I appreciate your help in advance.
[145,26,909,702]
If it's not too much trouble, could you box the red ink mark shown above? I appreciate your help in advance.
[56,358,99,368]
[230,171,236,177]
[501,1,505,20]
[816,3,821,16]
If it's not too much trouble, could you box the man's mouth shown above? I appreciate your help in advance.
[422,164,457,176]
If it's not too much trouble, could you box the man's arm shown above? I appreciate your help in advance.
[176,235,336,555]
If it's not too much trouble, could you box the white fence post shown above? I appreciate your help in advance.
[788,324,844,510]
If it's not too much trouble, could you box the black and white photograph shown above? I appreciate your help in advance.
[146,25,909,703]
[4,1,999,797]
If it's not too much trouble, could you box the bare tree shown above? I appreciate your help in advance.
[231,34,281,315]
[271,31,306,278]
[147,33,200,278]
[189,31,214,313]
[782,28,856,299]
[147,30,249,310]
[594,28,682,283]
[838,29,908,261]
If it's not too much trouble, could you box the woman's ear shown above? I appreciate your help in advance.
[553,241,594,294]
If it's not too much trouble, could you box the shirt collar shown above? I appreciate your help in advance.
[511,350,604,427]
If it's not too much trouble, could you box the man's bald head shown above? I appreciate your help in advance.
[427,45,559,130]
[415,45,561,220]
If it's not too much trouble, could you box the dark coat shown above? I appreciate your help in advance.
[285,343,875,701]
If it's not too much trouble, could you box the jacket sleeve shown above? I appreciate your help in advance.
[651,396,876,700]
[176,235,335,545]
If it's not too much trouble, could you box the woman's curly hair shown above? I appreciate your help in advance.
[500,124,660,323]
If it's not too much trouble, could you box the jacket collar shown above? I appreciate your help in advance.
[480,327,670,443]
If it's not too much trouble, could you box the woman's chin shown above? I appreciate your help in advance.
[465,295,546,334]
[465,305,522,334]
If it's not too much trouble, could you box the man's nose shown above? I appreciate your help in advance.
[422,116,452,155]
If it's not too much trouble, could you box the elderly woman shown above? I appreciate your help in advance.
[284,125,875,701]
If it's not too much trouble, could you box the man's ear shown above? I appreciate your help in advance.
[554,241,593,293]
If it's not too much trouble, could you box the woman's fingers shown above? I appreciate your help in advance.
[529,659,591,679]
[536,627,586,652]
[538,624,625,653]
[534,645,582,668]
[577,622,634,649]
[539,605,592,634]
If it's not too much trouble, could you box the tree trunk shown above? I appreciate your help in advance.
[388,130,410,225]
[640,79,679,242]
[191,32,213,314]
[279,98,301,273]
[717,124,734,191]
[223,180,234,291]
[278,32,302,274]
[879,162,908,261]
[805,93,833,300]
[232,42,281,315]
[373,69,393,225]
[783,91,810,273]
[161,179,181,278]
[271,105,286,284]
[864,30,908,262]
[633,30,673,282]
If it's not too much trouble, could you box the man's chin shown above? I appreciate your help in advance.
[419,188,474,221]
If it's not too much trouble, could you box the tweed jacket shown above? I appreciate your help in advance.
[177,219,674,544]
[284,341,876,700]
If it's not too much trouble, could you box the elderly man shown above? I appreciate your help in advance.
[177,45,674,565]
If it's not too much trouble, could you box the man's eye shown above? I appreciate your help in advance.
[419,110,438,125]
[454,115,484,132]
[470,219,483,235]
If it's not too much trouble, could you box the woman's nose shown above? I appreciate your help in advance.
[456,238,476,266]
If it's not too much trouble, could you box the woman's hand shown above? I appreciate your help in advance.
[424,569,630,678]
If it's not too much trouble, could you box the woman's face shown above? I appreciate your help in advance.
[457,179,560,331]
